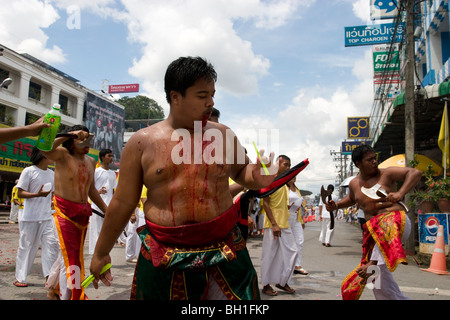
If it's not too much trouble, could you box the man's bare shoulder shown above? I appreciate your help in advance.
[127,120,170,144]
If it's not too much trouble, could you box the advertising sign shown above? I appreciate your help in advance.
[342,140,373,155]
[373,50,400,73]
[345,23,404,47]
[84,92,125,166]
[370,0,399,20]
[347,117,370,139]
[418,213,449,244]
[108,83,139,94]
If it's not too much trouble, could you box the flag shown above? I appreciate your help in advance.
[438,104,449,169]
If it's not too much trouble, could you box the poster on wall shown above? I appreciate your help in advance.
[84,92,125,167]
[418,213,449,244]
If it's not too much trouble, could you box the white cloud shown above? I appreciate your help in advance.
[352,0,371,23]
[0,0,65,64]
[115,0,312,114]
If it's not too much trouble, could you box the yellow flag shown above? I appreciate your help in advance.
[438,104,449,169]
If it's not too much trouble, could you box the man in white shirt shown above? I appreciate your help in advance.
[318,184,337,247]
[89,149,118,254]
[14,147,59,287]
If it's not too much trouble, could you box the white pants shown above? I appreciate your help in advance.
[126,208,146,260]
[88,212,104,255]
[289,214,304,267]
[15,220,59,283]
[9,204,19,222]
[319,218,334,244]
[261,227,297,286]
[369,215,411,300]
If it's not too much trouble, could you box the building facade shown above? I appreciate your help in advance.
[0,44,125,203]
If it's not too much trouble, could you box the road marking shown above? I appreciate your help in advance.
[399,286,450,296]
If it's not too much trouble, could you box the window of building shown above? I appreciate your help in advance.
[59,93,69,115]
[28,81,42,101]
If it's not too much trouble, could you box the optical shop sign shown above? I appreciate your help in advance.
[345,23,404,47]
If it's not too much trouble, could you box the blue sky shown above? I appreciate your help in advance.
[0,0,375,195]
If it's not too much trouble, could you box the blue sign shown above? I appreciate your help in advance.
[347,117,370,139]
[342,141,373,155]
[345,23,404,47]
[418,213,448,244]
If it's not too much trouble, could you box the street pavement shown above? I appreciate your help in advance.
[1,219,449,301]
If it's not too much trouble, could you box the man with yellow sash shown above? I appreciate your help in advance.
[326,145,421,300]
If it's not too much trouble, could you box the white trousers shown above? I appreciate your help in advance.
[88,213,103,255]
[9,204,19,222]
[369,214,411,300]
[261,227,297,286]
[319,218,334,244]
[126,209,146,260]
[15,220,59,283]
[289,214,304,267]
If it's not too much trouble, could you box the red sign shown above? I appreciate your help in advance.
[108,83,140,94]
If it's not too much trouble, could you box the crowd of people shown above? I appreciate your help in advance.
[1,56,422,301]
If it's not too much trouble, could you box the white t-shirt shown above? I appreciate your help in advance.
[91,167,118,213]
[288,189,303,215]
[17,165,55,221]
[319,194,338,219]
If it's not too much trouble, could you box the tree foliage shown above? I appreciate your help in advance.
[117,95,165,120]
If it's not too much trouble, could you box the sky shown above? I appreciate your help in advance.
[0,0,376,197]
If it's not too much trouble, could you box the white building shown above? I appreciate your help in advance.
[0,44,124,203]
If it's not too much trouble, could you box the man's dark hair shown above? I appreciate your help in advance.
[62,125,89,154]
[277,154,291,162]
[352,145,375,165]
[211,107,220,119]
[164,57,217,103]
[30,146,44,165]
[99,148,112,162]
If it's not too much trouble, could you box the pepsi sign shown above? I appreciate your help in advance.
[419,214,448,244]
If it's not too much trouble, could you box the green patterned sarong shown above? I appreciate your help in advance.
[130,225,260,300]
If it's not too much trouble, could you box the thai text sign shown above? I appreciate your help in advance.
[342,140,373,155]
[345,23,404,47]
[108,83,139,94]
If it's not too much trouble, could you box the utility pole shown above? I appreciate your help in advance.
[404,0,416,255]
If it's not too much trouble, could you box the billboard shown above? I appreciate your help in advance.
[342,140,373,155]
[345,23,404,47]
[84,92,125,166]
[347,117,370,139]
[371,0,399,20]
[108,83,139,94]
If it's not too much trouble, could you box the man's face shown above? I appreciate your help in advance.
[102,153,113,166]
[73,131,90,155]
[278,158,291,174]
[357,151,378,175]
[174,77,216,128]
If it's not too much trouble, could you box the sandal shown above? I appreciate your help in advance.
[275,283,295,294]
[294,268,309,275]
[262,285,278,296]
[13,280,28,287]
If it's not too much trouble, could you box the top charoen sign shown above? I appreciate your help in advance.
[108,83,140,94]
[345,23,404,47]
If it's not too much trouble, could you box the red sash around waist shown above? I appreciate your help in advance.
[145,204,239,247]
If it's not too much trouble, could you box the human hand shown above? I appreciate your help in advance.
[252,149,277,186]
[272,224,281,239]
[27,116,51,136]
[37,185,51,198]
[90,254,113,289]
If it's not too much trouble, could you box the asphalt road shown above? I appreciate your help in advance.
[1,219,449,301]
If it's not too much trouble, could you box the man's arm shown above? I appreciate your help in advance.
[17,186,51,199]
[90,134,144,288]
[385,167,422,203]
[263,196,281,238]
[0,117,50,144]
